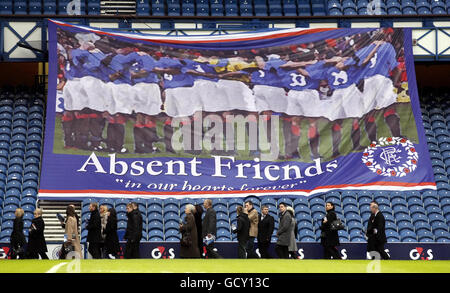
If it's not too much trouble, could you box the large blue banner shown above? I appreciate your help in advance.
[39,20,435,199]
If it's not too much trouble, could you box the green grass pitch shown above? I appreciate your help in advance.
[0,259,448,273]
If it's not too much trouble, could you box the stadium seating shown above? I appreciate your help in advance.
[0,88,44,242]
[0,0,447,16]
[0,86,450,244]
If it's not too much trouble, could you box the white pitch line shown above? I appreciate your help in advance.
[46,262,68,273]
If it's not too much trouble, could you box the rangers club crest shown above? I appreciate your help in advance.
[362,137,419,177]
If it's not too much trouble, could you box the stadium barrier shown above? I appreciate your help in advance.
[3,242,447,260]
[0,242,449,260]
[113,242,450,260]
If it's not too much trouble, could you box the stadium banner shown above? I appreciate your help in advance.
[39,20,436,199]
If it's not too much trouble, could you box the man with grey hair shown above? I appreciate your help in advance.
[179,204,200,258]
[366,201,389,260]
[276,203,292,259]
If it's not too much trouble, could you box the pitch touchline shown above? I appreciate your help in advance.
[45,262,68,273]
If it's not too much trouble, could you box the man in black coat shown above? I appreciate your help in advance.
[194,204,204,257]
[257,205,275,258]
[26,208,48,259]
[232,206,250,259]
[366,201,390,260]
[87,202,102,259]
[202,199,221,258]
[124,202,143,259]
[275,203,292,259]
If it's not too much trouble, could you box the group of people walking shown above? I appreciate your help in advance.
[9,201,143,260]
[179,199,389,260]
[9,208,48,259]
[9,197,388,260]
[81,202,142,259]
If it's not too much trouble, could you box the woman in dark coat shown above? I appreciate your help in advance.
[11,208,26,259]
[320,202,342,259]
[26,208,48,259]
[179,204,200,258]
[104,207,120,259]
[193,204,203,257]
[232,205,250,259]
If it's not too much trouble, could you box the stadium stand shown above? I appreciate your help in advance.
[1,86,449,244]
[0,87,44,243]
[0,0,448,16]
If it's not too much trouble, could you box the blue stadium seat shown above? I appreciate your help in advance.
[86,0,101,15]
[181,0,195,15]
[434,230,450,241]
[149,229,164,241]
[296,212,311,222]
[197,3,209,16]
[148,219,163,232]
[291,197,308,207]
[400,230,417,242]
[328,0,342,11]
[4,196,20,207]
[0,0,13,14]
[212,197,228,208]
[431,221,448,233]
[165,229,180,241]
[386,230,400,242]
[309,197,324,208]
[0,230,12,242]
[294,204,311,214]
[136,0,150,15]
[431,0,447,14]
[211,0,224,15]
[14,1,27,15]
[417,0,431,14]
[299,229,315,240]
[342,0,357,15]
[417,229,434,241]
[347,221,363,233]
[297,0,311,15]
[146,198,162,208]
[311,204,325,214]
[163,198,178,209]
[267,0,282,15]
[342,197,358,207]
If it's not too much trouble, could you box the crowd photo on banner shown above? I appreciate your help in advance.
[54,26,416,162]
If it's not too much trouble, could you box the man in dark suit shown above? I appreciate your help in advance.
[257,205,275,258]
[276,203,292,259]
[124,202,143,259]
[366,201,390,260]
[87,202,102,259]
[202,199,222,258]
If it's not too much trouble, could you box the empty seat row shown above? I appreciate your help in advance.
[0,0,448,16]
